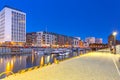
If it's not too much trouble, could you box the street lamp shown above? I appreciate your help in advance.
[112,31,117,54]
[113,32,117,36]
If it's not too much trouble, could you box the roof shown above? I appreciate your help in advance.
[3,5,24,12]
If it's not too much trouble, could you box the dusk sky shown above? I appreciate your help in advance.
[0,0,120,43]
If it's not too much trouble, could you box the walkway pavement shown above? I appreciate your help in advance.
[2,52,120,80]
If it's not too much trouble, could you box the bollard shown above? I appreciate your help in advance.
[44,64,48,66]
[48,62,51,65]
[54,59,59,64]
[56,60,59,64]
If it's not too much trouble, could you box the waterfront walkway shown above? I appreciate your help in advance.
[3,52,120,80]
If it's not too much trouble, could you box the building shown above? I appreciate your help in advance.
[75,37,81,40]
[36,32,56,47]
[73,38,79,47]
[108,34,114,46]
[95,38,102,44]
[26,32,37,46]
[85,37,103,46]
[85,37,95,44]
[89,43,108,50]
[0,6,26,46]
[26,32,56,47]
[26,31,80,48]
[108,34,120,47]
[26,31,57,47]
[83,41,89,48]
[79,40,84,48]
[116,40,120,45]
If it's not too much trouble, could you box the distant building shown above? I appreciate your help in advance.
[79,40,84,48]
[26,32,37,46]
[73,38,79,47]
[108,34,120,46]
[75,37,81,40]
[95,38,102,44]
[116,40,120,44]
[85,37,95,44]
[83,41,89,48]
[0,6,26,46]
[26,31,80,47]
[26,32,56,47]
[108,34,114,46]
[89,43,108,50]
[36,32,56,47]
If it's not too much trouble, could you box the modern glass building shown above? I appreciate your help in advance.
[0,6,26,45]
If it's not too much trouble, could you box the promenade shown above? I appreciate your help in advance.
[3,52,120,80]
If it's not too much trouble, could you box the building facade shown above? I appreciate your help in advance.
[26,31,80,48]
[108,34,120,46]
[83,42,89,48]
[36,32,56,47]
[73,38,79,47]
[79,40,84,48]
[89,43,108,50]
[0,6,26,46]
[85,37,95,44]
[26,32,37,46]
[95,38,102,44]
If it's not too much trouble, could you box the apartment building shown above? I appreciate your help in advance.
[85,37,95,44]
[26,31,80,48]
[0,6,26,46]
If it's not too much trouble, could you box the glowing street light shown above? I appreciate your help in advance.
[113,32,117,36]
[112,31,117,54]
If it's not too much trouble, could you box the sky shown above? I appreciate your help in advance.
[0,0,120,43]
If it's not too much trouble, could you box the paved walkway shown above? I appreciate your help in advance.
[3,52,120,80]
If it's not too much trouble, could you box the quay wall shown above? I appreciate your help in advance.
[0,47,32,54]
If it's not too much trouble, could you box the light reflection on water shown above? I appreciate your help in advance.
[40,56,44,66]
[0,53,59,75]
[0,51,80,79]
[5,60,14,76]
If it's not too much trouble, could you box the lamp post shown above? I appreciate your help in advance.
[112,32,117,54]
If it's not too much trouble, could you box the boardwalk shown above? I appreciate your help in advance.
[3,52,120,80]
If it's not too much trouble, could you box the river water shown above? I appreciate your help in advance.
[0,51,81,79]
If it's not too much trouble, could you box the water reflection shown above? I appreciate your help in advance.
[6,60,14,75]
[32,54,34,64]
[40,56,44,66]
[0,50,81,79]
[0,58,3,63]
[45,55,50,64]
